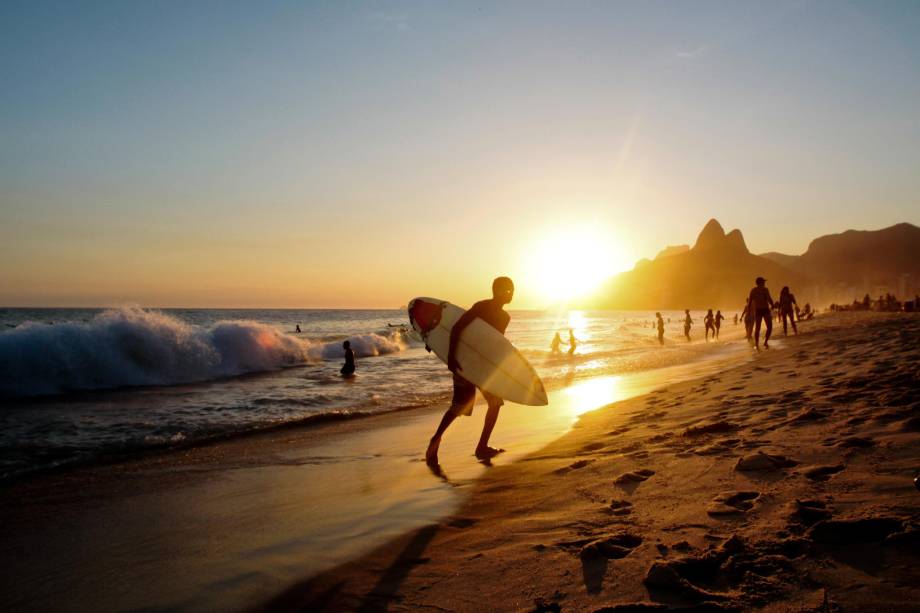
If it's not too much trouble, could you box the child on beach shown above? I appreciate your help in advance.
[426,277,514,465]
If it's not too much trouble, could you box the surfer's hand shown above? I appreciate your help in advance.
[448,355,461,373]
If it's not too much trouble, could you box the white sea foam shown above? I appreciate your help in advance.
[0,307,405,396]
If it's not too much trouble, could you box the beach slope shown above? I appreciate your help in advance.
[266,312,920,612]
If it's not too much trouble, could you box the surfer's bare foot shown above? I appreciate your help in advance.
[764,342,770,349]
[475,446,505,460]
[426,437,440,465]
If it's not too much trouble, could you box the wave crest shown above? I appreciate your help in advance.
[0,307,404,396]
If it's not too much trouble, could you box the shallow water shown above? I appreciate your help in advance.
[0,306,747,480]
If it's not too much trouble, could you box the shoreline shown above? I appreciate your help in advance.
[257,312,920,612]
[0,332,755,612]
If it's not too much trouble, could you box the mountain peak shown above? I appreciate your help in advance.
[692,219,749,254]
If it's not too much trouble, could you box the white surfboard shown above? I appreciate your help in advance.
[408,297,548,406]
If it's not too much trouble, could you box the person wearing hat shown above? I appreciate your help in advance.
[748,276,774,349]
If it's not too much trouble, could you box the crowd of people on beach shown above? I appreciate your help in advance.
[829,292,918,313]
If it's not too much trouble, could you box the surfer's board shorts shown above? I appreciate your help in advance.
[450,373,503,417]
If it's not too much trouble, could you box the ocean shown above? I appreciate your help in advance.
[0,306,744,481]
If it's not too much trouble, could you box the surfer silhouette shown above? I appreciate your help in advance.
[715,310,724,339]
[340,340,355,377]
[656,312,665,345]
[683,310,693,341]
[567,328,578,355]
[295,324,301,333]
[426,277,514,465]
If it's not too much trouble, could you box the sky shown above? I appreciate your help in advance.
[1,1,919,308]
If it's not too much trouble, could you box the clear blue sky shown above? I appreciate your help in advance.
[2,1,919,307]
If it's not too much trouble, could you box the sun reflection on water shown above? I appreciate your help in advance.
[562,375,625,417]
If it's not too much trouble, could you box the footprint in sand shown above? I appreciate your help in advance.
[835,436,876,449]
[608,500,633,516]
[614,469,655,486]
[735,452,798,472]
[578,532,643,560]
[803,464,846,482]
[581,442,606,452]
[707,491,760,516]
[554,459,594,475]
[788,499,832,527]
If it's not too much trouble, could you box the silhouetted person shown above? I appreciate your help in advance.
[295,324,301,333]
[567,328,578,355]
[863,294,871,310]
[656,312,665,345]
[426,277,514,465]
[340,340,355,377]
[704,309,715,341]
[551,332,562,354]
[734,313,738,326]
[749,277,774,350]
[779,286,798,336]
[740,298,754,342]
[715,310,724,338]
[683,310,693,341]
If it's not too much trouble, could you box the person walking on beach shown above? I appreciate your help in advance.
[426,277,514,465]
[704,309,715,341]
[683,310,693,341]
[340,340,356,377]
[748,277,774,350]
[734,313,738,326]
[567,328,578,355]
[715,310,725,339]
[656,312,665,345]
[551,331,562,354]
[778,286,798,336]
[741,298,755,342]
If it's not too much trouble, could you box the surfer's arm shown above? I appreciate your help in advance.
[447,308,478,371]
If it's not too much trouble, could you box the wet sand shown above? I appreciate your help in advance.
[263,312,920,612]
[0,338,748,612]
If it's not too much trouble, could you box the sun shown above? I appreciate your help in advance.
[521,225,633,305]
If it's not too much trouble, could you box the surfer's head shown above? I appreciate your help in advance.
[343,340,351,349]
[755,276,766,286]
[492,276,514,304]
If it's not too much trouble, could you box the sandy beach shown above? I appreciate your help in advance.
[261,312,920,612]
[1,312,917,612]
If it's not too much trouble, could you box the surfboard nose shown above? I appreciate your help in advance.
[408,299,443,334]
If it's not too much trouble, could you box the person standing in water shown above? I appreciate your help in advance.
[551,331,562,354]
[656,312,665,346]
[715,310,725,339]
[704,309,715,341]
[740,298,754,342]
[683,310,693,341]
[426,277,514,465]
[749,276,774,350]
[340,340,355,377]
[778,286,798,336]
[567,328,578,355]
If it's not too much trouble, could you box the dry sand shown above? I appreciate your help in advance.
[264,312,920,612]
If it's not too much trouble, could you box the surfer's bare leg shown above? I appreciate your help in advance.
[475,399,504,458]
[427,409,459,465]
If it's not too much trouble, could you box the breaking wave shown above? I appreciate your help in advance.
[0,307,405,396]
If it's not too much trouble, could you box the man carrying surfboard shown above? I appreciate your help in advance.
[425,277,515,465]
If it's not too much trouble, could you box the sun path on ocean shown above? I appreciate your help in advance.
[519,224,633,305]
